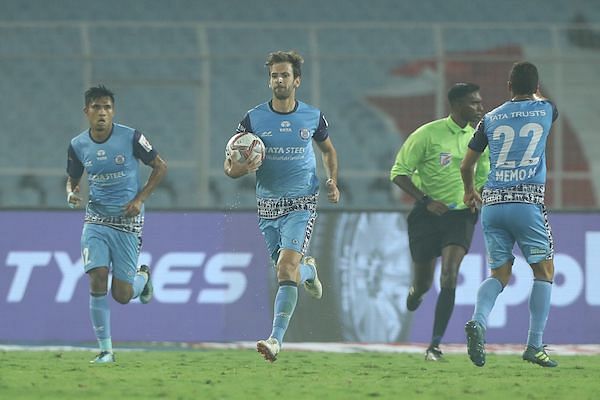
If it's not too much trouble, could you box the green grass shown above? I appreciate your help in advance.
[1,350,599,399]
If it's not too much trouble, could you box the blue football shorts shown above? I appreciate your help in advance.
[81,223,142,284]
[258,210,317,265]
[481,202,554,269]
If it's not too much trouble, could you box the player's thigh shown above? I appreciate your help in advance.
[81,224,111,273]
[481,204,516,269]
[511,204,554,265]
[106,229,141,285]
[407,204,442,262]
[258,217,282,265]
[279,210,317,256]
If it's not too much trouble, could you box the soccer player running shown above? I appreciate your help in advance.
[66,85,167,363]
[390,83,488,361]
[224,50,340,362]
[461,62,558,368]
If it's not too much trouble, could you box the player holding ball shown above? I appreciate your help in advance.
[224,50,339,362]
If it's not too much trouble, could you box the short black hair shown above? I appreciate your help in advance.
[447,83,480,105]
[85,85,115,107]
[509,62,539,95]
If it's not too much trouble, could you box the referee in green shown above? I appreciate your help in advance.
[390,83,489,361]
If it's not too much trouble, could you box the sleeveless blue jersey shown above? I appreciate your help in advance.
[237,101,328,199]
[67,123,157,218]
[469,99,558,189]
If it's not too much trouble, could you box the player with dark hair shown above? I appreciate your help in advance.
[462,62,558,368]
[224,50,340,362]
[66,85,167,363]
[390,82,489,361]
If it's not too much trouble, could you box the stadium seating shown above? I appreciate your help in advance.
[1,1,599,209]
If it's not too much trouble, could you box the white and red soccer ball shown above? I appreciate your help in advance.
[226,132,266,163]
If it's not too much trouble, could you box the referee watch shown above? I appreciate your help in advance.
[418,194,432,206]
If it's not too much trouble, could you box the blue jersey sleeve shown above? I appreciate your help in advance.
[468,119,488,152]
[133,130,158,165]
[236,114,253,133]
[313,112,329,142]
[67,144,84,179]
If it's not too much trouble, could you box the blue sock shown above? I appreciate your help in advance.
[527,279,552,348]
[472,277,503,330]
[90,294,112,352]
[132,271,148,299]
[270,282,298,345]
[299,262,316,284]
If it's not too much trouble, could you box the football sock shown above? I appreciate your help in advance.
[132,271,148,299]
[90,293,112,352]
[299,262,316,284]
[270,281,298,345]
[430,287,456,347]
[472,277,504,330]
[527,279,552,348]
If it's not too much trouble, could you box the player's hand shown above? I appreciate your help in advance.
[227,154,262,177]
[426,199,449,216]
[67,186,82,208]
[124,198,143,217]
[463,190,482,213]
[326,179,340,203]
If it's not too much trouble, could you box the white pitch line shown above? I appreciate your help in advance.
[2,342,600,355]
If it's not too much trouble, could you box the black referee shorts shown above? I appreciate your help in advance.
[406,202,478,263]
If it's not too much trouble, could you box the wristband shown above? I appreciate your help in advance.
[325,178,336,185]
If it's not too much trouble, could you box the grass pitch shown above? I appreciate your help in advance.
[1,349,599,399]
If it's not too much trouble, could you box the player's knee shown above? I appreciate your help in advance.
[276,261,298,281]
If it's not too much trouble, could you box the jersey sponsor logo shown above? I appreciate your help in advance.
[115,154,125,165]
[439,152,452,166]
[84,160,93,167]
[138,134,153,152]
[89,171,126,181]
[280,121,292,133]
[96,149,107,160]
[299,128,311,140]
[258,130,272,137]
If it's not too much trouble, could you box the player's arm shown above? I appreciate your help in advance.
[461,150,484,213]
[124,132,168,216]
[314,137,339,203]
[66,144,84,208]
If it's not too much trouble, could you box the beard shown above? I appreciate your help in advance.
[273,87,293,100]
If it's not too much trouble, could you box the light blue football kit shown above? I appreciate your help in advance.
[68,123,157,283]
[237,100,328,346]
[67,123,157,356]
[468,99,558,350]
[469,99,558,269]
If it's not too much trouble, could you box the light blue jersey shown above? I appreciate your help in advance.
[468,99,558,268]
[470,99,558,190]
[67,123,157,232]
[237,101,328,200]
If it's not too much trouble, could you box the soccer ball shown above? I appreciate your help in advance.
[225,132,266,163]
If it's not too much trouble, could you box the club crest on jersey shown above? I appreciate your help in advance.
[439,152,452,167]
[299,128,311,140]
[96,149,107,160]
[115,154,125,165]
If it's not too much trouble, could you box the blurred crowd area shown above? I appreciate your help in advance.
[1,0,600,211]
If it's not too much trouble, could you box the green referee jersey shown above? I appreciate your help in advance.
[390,115,490,210]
